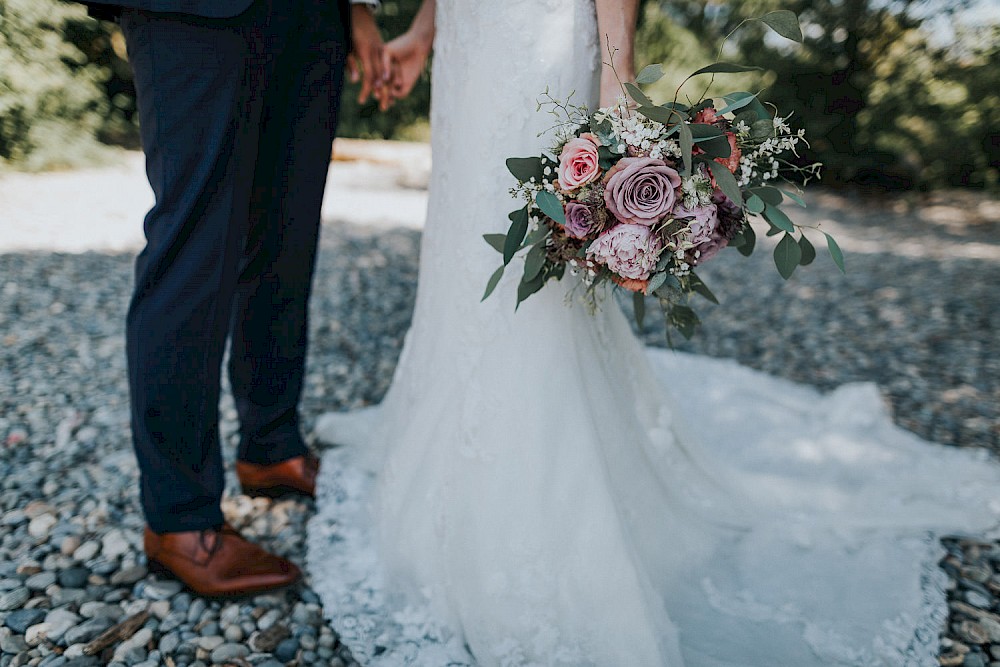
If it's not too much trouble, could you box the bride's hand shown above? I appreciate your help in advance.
[382,31,432,105]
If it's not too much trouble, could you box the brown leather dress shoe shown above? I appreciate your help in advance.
[144,524,300,597]
[235,453,319,499]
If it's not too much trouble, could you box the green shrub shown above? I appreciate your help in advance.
[0,0,114,170]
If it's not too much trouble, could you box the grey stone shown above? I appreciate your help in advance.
[140,580,182,601]
[0,631,29,654]
[4,608,46,634]
[965,654,987,667]
[157,632,180,654]
[71,542,100,563]
[223,624,243,643]
[100,531,130,560]
[185,598,206,625]
[196,635,224,652]
[0,588,30,611]
[57,567,90,588]
[109,566,146,587]
[158,611,184,634]
[24,572,57,591]
[62,618,113,646]
[274,637,299,663]
[43,609,82,643]
[210,643,250,663]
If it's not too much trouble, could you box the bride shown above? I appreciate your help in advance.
[307,1,1000,665]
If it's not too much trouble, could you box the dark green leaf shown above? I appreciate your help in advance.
[482,265,504,301]
[687,271,719,304]
[635,64,664,85]
[694,136,732,159]
[689,123,725,138]
[798,234,816,266]
[632,292,646,329]
[690,62,763,77]
[678,121,694,177]
[745,193,765,214]
[624,82,653,107]
[484,233,506,254]
[751,186,784,205]
[506,157,543,182]
[773,233,801,279]
[669,305,700,339]
[824,232,846,273]
[760,10,803,43]
[735,224,756,256]
[716,91,759,116]
[660,102,691,115]
[707,160,742,207]
[763,203,795,233]
[535,190,566,225]
[515,273,545,309]
[503,207,529,265]
[523,243,547,282]
[638,105,678,125]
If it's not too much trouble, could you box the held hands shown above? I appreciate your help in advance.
[348,5,391,111]
[378,29,433,108]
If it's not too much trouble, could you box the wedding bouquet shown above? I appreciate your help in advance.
[483,11,842,339]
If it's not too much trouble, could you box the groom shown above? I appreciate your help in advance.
[82,0,388,596]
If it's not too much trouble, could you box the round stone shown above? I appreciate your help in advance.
[4,608,46,634]
[57,567,90,589]
[223,624,243,643]
[141,579,182,601]
[72,541,100,563]
[274,637,299,663]
[27,513,57,539]
[25,571,57,591]
[210,643,249,663]
[109,565,147,586]
[0,587,30,611]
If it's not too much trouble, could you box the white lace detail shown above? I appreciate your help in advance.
[307,0,1000,664]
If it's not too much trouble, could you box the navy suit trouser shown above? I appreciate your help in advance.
[121,0,347,533]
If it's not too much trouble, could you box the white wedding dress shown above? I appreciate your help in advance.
[307,1,1000,665]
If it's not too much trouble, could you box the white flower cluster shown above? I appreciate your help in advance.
[597,104,682,161]
[680,173,714,210]
[734,115,808,187]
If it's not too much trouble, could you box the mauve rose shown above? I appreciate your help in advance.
[691,190,744,263]
[563,202,599,239]
[674,202,719,245]
[557,133,602,191]
[587,223,663,280]
[603,157,681,226]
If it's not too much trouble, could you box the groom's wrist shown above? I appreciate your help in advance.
[350,0,380,10]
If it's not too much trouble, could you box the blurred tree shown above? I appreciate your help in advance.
[0,0,111,169]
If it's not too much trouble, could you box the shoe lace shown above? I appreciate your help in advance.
[197,525,233,557]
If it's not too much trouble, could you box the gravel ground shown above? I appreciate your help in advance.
[1,149,998,666]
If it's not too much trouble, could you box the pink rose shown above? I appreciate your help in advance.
[587,223,664,281]
[692,107,720,125]
[715,132,742,175]
[603,157,681,226]
[557,133,602,191]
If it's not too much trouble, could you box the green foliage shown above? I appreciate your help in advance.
[638,0,999,191]
[0,0,114,170]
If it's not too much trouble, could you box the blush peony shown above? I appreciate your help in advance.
[587,223,664,280]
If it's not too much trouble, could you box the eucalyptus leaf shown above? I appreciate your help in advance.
[638,105,678,125]
[506,157,543,182]
[798,234,816,266]
[781,190,807,207]
[484,233,506,254]
[736,223,756,257]
[503,207,529,265]
[678,120,694,177]
[523,243,547,282]
[761,10,803,43]
[635,64,664,85]
[824,232,846,273]
[482,265,504,301]
[707,160,742,207]
[632,292,646,329]
[763,203,795,233]
[696,136,733,159]
[751,186,784,205]
[535,190,566,225]
[688,272,719,304]
[669,305,700,340]
[624,82,653,107]
[773,233,802,279]
[716,91,759,116]
[516,273,545,309]
[690,62,763,77]
[521,225,549,248]
[689,123,725,138]
[647,271,668,294]
[745,193,765,214]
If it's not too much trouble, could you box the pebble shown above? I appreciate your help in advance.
[24,571,57,591]
[72,541,100,563]
[28,514,58,539]
[0,588,30,612]
[62,618,113,645]
[274,637,299,663]
[112,627,153,662]
[43,609,82,643]
[109,565,147,586]
[140,579,182,601]
[210,643,250,662]
[100,530,130,560]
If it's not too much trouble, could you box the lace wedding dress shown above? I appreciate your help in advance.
[307,1,1000,664]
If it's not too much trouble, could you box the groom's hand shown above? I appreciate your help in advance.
[348,5,388,109]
